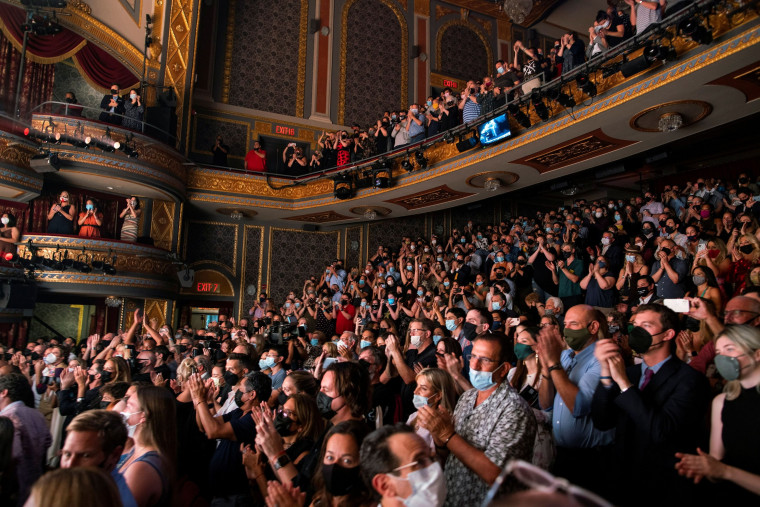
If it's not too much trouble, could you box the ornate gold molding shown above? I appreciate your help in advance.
[150,200,176,251]
[186,168,333,198]
[145,298,169,328]
[164,0,196,147]
[436,19,493,79]
[221,0,236,104]
[339,0,408,125]
[238,225,265,320]
[296,0,309,117]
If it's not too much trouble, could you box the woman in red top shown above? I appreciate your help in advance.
[77,198,104,238]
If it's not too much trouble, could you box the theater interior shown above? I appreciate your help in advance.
[0,0,758,344]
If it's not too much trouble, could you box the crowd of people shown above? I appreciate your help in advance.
[42,190,142,241]
[231,0,682,175]
[1,168,760,506]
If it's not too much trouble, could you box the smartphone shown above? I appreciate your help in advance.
[323,357,337,369]
[508,317,521,327]
[664,299,690,313]
[697,243,706,252]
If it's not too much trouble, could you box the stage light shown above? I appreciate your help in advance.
[531,91,549,122]
[373,161,391,189]
[3,252,17,263]
[442,131,454,144]
[401,154,413,173]
[333,174,352,200]
[576,74,597,98]
[644,41,678,63]
[84,136,92,146]
[415,150,428,169]
[113,141,121,150]
[508,103,531,129]
[680,17,712,45]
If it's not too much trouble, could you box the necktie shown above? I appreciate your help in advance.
[640,367,654,390]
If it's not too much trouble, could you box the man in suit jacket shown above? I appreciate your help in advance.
[591,304,710,506]
[99,83,125,125]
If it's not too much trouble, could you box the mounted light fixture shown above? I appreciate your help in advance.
[333,173,353,199]
[484,178,502,192]
[531,90,549,122]
[414,149,428,169]
[576,74,597,98]
[508,102,531,129]
[363,209,377,220]
[658,112,683,132]
[105,296,121,307]
[679,17,713,45]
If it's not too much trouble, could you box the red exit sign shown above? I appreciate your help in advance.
[443,79,458,89]
[275,125,295,136]
[196,282,220,293]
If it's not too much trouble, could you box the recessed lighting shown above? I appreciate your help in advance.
[106,186,114,190]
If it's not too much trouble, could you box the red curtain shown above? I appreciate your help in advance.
[0,32,55,117]
[0,3,139,109]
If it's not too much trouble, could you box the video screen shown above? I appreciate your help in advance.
[478,113,511,145]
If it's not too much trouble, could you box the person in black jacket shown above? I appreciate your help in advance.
[591,304,710,506]
[99,83,125,125]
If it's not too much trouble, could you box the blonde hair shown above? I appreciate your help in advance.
[415,368,458,413]
[106,356,131,383]
[29,467,122,507]
[701,238,728,266]
[175,357,198,384]
[718,325,760,400]
[738,234,760,261]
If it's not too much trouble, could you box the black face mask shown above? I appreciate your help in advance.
[637,287,650,297]
[99,370,112,383]
[274,413,296,437]
[111,90,118,95]
[665,226,675,234]
[277,391,288,407]
[316,392,337,419]
[322,463,361,497]
[462,322,478,342]
[234,389,246,408]
[224,371,239,386]
[740,244,755,254]
[99,400,111,409]
[660,247,672,256]
[562,251,573,259]
[628,327,667,355]
[65,97,75,103]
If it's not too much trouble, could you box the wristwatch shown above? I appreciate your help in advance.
[547,364,563,374]
[273,453,290,471]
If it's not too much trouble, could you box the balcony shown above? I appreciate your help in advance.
[186,0,760,226]
[12,234,179,299]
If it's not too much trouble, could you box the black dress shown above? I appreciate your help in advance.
[717,386,760,502]
[48,208,74,234]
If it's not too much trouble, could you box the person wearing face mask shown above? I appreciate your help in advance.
[616,246,650,305]
[536,304,614,492]
[0,212,19,255]
[215,353,253,417]
[118,196,142,242]
[47,190,77,235]
[122,89,144,130]
[361,424,447,507]
[587,11,610,59]
[405,368,458,452]
[383,319,438,418]
[359,345,395,426]
[61,410,137,507]
[580,256,617,315]
[99,83,125,124]
[405,103,425,143]
[58,361,109,421]
[189,372,271,503]
[417,331,535,505]
[0,373,52,504]
[116,385,176,507]
[592,304,710,506]
[675,325,760,502]
[77,198,103,238]
[652,239,689,298]
[259,344,286,406]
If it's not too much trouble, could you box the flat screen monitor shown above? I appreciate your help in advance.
[478,113,511,145]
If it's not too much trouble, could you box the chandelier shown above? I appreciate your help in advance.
[364,208,378,220]
[503,0,533,25]
[658,112,683,132]
[105,296,122,308]
[484,178,502,192]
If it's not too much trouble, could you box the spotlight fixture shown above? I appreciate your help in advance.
[644,41,677,63]
[576,74,597,98]
[91,259,104,270]
[373,161,391,189]
[658,112,683,132]
[530,91,549,122]
[484,178,502,192]
[442,131,454,144]
[508,102,531,129]
[679,17,713,45]
[103,263,117,275]
[47,153,61,171]
[113,141,121,151]
[84,136,92,147]
[333,174,353,200]
[414,149,428,169]
[401,153,413,173]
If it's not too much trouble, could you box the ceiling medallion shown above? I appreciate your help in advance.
[466,171,519,190]
[349,206,392,220]
[630,100,712,133]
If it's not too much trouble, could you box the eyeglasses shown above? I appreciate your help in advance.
[276,407,297,421]
[465,354,499,366]
[539,323,557,328]
[480,459,612,507]
[722,309,760,319]
[390,455,434,475]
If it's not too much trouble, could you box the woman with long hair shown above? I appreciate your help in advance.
[117,385,176,507]
[676,325,760,501]
[406,368,458,453]
[26,467,122,507]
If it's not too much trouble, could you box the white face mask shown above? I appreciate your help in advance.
[410,335,422,347]
[120,410,143,438]
[392,462,447,507]
[1,217,8,225]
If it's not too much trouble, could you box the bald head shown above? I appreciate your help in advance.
[724,296,760,326]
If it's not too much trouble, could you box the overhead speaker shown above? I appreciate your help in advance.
[177,268,195,288]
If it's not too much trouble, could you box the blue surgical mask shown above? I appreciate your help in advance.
[388,298,395,305]
[86,204,93,211]
[426,100,432,107]
[417,290,424,296]
[476,281,483,286]
[412,394,430,409]
[359,280,365,286]
[389,267,395,273]
[496,256,504,262]
[411,108,419,114]
[625,255,636,263]
[360,339,372,349]
[468,364,504,391]
[360,301,367,307]
[497,66,505,74]
[443,282,450,288]
[407,265,414,271]
[445,319,456,331]
[433,334,442,345]
[492,302,501,311]
[310,338,319,346]
[259,357,276,369]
